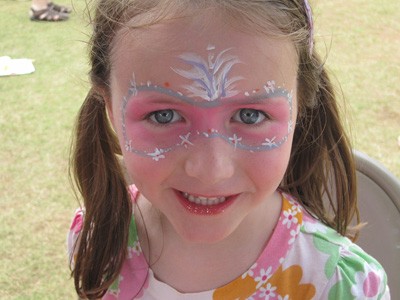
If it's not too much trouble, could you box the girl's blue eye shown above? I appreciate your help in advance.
[149,109,181,124]
[232,109,266,125]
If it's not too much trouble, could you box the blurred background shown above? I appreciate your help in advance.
[1,0,399,298]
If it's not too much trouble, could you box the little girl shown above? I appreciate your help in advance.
[68,0,390,299]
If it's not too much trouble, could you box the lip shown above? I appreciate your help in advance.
[175,190,238,215]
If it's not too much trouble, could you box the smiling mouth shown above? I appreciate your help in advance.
[181,192,227,206]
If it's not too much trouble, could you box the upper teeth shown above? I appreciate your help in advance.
[183,192,226,205]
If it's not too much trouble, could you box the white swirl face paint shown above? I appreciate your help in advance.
[172,46,243,101]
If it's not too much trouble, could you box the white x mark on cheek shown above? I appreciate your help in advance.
[179,132,194,148]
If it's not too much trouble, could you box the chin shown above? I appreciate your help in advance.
[172,218,239,245]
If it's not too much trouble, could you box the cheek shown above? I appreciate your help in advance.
[123,153,164,187]
[112,117,162,184]
[121,144,182,189]
[125,121,185,150]
[244,136,293,184]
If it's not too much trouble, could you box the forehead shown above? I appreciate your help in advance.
[110,13,298,96]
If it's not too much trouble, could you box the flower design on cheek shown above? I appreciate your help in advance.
[262,137,277,149]
[148,148,166,161]
[229,134,243,149]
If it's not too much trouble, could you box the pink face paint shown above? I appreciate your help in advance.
[120,46,293,160]
[121,78,293,161]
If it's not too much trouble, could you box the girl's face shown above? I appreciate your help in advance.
[108,14,298,243]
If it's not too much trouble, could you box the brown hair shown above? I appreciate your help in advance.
[70,0,359,298]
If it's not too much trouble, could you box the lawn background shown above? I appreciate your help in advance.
[1,0,399,298]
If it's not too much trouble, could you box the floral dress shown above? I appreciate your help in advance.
[68,186,390,299]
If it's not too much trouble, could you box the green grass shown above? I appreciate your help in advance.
[0,1,88,298]
[314,0,400,175]
[0,0,399,298]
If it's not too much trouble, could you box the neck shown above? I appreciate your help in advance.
[135,192,282,293]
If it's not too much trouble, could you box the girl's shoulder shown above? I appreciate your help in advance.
[67,207,85,268]
[296,207,390,299]
[66,185,140,267]
[67,185,150,299]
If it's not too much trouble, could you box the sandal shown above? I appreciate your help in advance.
[48,2,72,14]
[30,6,69,21]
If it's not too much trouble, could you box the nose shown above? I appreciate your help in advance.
[184,138,235,185]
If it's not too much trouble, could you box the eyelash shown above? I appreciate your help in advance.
[231,109,270,126]
[146,109,183,125]
[145,108,270,126]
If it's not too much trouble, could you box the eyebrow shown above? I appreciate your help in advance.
[133,84,219,107]
[127,83,293,108]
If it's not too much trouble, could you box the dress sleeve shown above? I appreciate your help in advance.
[67,208,85,269]
[66,186,138,270]
[320,242,390,299]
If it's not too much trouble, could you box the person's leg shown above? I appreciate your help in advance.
[31,0,49,10]
[48,1,72,13]
[30,0,69,21]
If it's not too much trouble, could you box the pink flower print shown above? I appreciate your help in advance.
[282,209,298,229]
[70,209,84,234]
[241,262,257,279]
[302,219,327,234]
[259,283,277,299]
[351,263,385,299]
[133,240,141,254]
[288,225,300,245]
[289,199,301,213]
[108,274,123,297]
[255,266,272,289]
[127,240,142,259]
